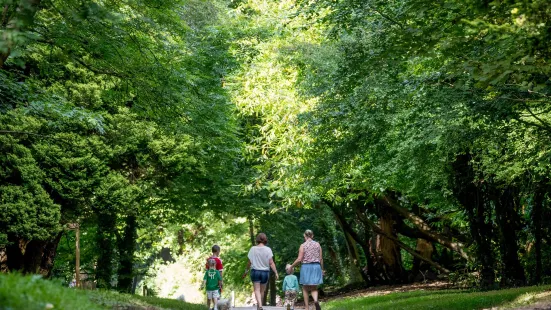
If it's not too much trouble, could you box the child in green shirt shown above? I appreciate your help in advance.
[283,264,299,310]
[201,259,223,310]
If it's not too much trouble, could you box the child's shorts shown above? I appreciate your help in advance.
[206,290,220,299]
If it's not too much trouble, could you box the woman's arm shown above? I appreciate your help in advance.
[320,247,325,275]
[242,260,252,278]
[269,257,279,280]
[290,244,304,268]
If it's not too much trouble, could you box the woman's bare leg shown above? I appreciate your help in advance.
[259,283,267,306]
[311,289,318,302]
[253,283,262,308]
[302,286,310,309]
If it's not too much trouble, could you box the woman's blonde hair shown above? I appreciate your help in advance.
[304,229,314,238]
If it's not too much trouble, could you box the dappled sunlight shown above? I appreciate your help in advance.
[141,259,204,303]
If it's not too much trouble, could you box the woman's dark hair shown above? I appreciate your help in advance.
[256,233,268,245]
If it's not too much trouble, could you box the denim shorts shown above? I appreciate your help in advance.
[250,269,270,284]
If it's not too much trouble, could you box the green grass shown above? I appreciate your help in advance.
[0,273,205,310]
[323,285,551,310]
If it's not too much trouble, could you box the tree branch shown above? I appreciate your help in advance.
[353,205,450,274]
[376,195,471,261]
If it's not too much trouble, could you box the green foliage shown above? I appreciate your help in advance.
[0,273,205,310]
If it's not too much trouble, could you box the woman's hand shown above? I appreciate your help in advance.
[285,264,293,274]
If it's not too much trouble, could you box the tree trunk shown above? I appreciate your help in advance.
[22,239,48,274]
[96,211,116,289]
[327,245,343,280]
[1,232,62,276]
[354,208,450,274]
[39,232,63,277]
[532,186,544,284]
[377,212,403,283]
[411,239,434,282]
[269,254,276,306]
[494,187,525,287]
[377,195,469,261]
[177,229,184,256]
[452,154,495,288]
[248,217,255,247]
[0,246,7,273]
[5,236,25,271]
[118,214,137,293]
[332,208,369,284]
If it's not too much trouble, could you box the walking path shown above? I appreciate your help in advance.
[233,307,286,310]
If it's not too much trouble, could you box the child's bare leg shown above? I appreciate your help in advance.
[207,297,211,309]
[213,297,219,310]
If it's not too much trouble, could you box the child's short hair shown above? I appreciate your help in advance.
[212,244,220,253]
[207,258,216,268]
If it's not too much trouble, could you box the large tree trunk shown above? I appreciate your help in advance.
[411,239,434,275]
[376,195,469,261]
[354,207,450,274]
[118,214,137,293]
[332,209,369,284]
[1,232,62,276]
[532,186,545,284]
[22,239,47,274]
[452,154,495,288]
[376,212,404,283]
[39,232,63,277]
[494,187,525,287]
[0,246,7,273]
[96,211,116,289]
[5,236,25,271]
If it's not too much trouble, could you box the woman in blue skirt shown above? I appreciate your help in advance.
[287,229,324,310]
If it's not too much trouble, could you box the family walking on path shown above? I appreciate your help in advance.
[243,230,324,310]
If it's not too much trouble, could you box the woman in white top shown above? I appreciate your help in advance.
[243,233,279,310]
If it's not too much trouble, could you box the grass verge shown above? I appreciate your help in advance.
[0,273,205,310]
[322,285,551,310]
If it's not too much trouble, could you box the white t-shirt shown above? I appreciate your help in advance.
[248,245,273,271]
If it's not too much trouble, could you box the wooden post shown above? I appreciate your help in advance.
[67,223,81,289]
